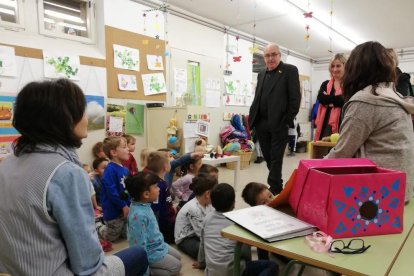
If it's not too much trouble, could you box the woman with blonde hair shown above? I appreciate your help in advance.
[314,53,347,141]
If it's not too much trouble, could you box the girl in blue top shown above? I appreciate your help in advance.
[126,172,182,276]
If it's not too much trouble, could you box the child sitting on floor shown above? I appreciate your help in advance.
[174,175,217,260]
[97,137,130,242]
[146,151,177,243]
[122,134,138,176]
[198,164,219,180]
[198,183,278,275]
[91,157,109,206]
[172,157,203,208]
[126,172,182,276]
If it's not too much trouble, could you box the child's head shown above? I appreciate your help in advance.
[140,147,155,168]
[92,157,109,177]
[198,164,219,180]
[211,183,235,212]
[242,182,274,206]
[125,172,160,202]
[158,148,175,161]
[122,134,136,153]
[147,151,171,174]
[180,158,203,176]
[92,142,106,158]
[189,174,218,203]
[82,163,93,181]
[103,136,129,162]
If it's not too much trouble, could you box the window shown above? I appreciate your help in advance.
[0,0,24,29]
[38,0,95,44]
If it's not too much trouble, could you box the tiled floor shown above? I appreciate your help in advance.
[109,152,308,275]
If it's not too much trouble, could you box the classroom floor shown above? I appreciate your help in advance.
[109,152,309,275]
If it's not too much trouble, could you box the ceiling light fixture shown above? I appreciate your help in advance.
[43,1,81,13]
[44,9,84,23]
[0,7,15,15]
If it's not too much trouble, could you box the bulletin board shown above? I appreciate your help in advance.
[105,26,166,101]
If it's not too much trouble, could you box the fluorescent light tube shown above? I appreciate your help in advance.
[44,9,84,23]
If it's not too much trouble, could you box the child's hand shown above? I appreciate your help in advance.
[122,206,129,218]
[192,262,201,269]
[96,206,103,212]
[191,151,204,160]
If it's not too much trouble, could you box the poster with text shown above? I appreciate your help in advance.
[85,95,105,130]
[118,74,138,91]
[0,45,17,77]
[125,103,144,135]
[43,51,80,80]
[141,73,167,95]
[113,44,140,71]
[0,95,18,135]
[106,104,126,136]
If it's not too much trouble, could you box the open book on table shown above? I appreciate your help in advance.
[224,205,318,242]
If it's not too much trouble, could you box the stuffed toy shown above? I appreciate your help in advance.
[194,137,207,153]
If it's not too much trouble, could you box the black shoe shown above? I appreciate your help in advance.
[254,157,264,164]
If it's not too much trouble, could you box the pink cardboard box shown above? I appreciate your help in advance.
[289,158,405,238]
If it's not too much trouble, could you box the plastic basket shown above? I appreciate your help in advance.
[226,151,253,170]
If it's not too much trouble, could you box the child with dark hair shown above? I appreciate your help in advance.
[242,182,274,207]
[91,157,109,206]
[198,164,219,180]
[241,182,275,260]
[174,175,217,260]
[198,183,278,276]
[147,151,176,243]
[97,137,130,242]
[172,158,202,208]
[126,172,182,275]
[122,134,138,176]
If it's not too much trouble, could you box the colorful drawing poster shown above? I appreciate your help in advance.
[125,103,144,135]
[0,95,18,135]
[141,73,167,95]
[0,135,18,160]
[43,51,80,80]
[0,45,17,77]
[146,55,164,71]
[106,104,126,137]
[224,78,239,94]
[113,44,140,71]
[187,62,201,105]
[85,95,105,130]
[117,74,138,91]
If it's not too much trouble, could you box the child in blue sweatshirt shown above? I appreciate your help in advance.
[126,172,182,275]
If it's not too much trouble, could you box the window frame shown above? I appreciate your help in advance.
[37,0,96,44]
[0,0,25,30]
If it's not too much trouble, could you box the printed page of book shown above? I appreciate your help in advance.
[224,205,317,241]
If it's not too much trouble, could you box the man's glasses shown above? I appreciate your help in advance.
[329,239,371,254]
[264,52,280,59]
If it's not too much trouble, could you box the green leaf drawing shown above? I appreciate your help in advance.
[47,56,79,78]
[149,76,165,92]
[115,49,138,70]
[225,81,236,94]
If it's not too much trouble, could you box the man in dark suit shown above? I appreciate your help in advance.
[248,43,301,195]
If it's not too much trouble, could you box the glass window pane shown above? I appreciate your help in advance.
[0,0,19,24]
[42,0,89,38]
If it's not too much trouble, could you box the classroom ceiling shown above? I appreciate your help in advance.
[166,0,414,59]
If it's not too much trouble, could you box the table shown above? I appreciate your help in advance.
[310,141,336,159]
[388,223,414,275]
[221,202,414,276]
[202,155,240,190]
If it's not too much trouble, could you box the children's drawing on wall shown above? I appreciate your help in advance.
[117,74,138,91]
[0,135,18,160]
[0,95,18,135]
[223,78,253,106]
[126,102,144,135]
[173,68,187,106]
[187,61,201,106]
[85,95,105,130]
[224,78,239,94]
[43,51,80,80]
[146,55,164,71]
[141,73,167,95]
[113,44,140,71]
[0,45,17,77]
[106,103,126,137]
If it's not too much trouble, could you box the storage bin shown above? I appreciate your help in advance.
[226,151,253,170]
